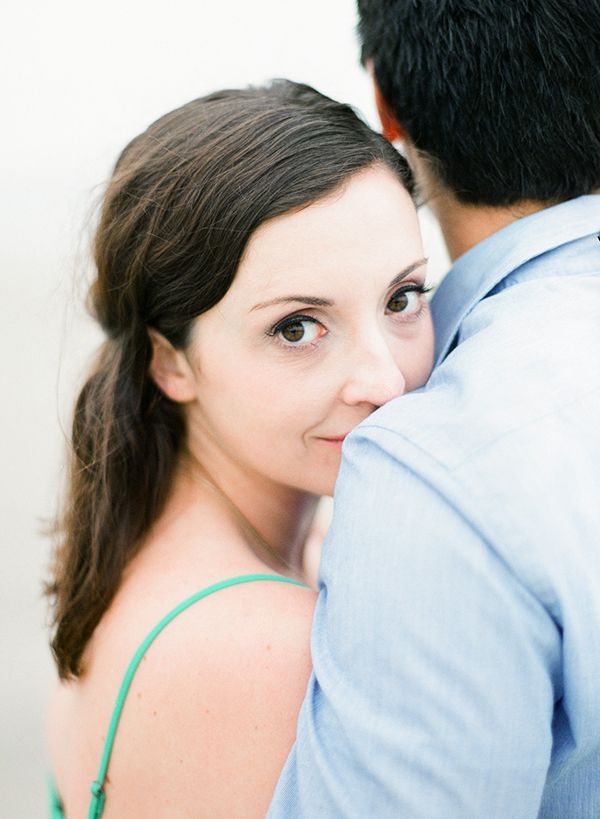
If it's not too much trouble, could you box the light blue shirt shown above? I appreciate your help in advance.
[268,196,600,818]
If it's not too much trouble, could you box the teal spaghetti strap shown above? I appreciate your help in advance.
[86,573,306,819]
[48,775,64,819]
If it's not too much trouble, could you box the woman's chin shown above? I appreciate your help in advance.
[285,446,343,497]
[302,469,339,498]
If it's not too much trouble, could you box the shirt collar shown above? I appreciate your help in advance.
[430,195,600,364]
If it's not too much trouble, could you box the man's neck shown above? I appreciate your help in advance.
[429,188,548,262]
[401,138,598,262]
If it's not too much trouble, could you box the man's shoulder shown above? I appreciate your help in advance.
[349,273,600,570]
[360,272,600,475]
[342,273,600,613]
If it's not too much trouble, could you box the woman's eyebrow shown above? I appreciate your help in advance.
[387,257,428,290]
[250,257,428,312]
[250,294,332,311]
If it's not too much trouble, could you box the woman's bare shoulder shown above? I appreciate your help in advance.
[105,577,316,818]
[146,577,317,719]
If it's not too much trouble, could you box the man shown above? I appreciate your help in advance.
[268,2,600,817]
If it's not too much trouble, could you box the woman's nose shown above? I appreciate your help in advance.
[339,339,406,408]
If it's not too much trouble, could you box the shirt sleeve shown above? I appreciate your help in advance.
[267,428,561,819]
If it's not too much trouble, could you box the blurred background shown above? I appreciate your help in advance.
[1,1,448,814]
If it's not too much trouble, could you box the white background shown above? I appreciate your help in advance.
[0,1,448,814]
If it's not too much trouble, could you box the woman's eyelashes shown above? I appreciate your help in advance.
[266,282,432,351]
[267,315,326,349]
[386,283,432,320]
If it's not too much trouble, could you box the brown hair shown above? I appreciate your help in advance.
[48,80,414,679]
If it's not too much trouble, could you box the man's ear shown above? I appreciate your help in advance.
[147,327,197,403]
[366,60,408,144]
[374,83,408,143]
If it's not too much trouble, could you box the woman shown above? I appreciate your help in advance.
[47,80,434,817]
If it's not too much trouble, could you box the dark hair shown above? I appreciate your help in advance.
[48,80,413,679]
[357,0,600,205]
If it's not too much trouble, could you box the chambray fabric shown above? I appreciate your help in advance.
[268,196,600,818]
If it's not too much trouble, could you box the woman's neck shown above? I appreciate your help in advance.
[174,451,319,579]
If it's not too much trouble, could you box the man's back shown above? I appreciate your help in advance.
[268,2,600,813]
[269,196,600,817]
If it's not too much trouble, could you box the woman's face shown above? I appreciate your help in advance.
[185,165,434,497]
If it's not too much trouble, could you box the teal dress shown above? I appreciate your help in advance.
[49,574,306,819]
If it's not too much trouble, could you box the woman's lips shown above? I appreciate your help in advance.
[316,435,347,447]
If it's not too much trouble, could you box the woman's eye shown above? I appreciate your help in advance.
[386,286,425,315]
[275,318,322,345]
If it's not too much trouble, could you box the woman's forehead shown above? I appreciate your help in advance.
[228,166,421,305]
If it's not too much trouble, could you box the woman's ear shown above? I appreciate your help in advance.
[147,327,197,403]
[366,60,408,144]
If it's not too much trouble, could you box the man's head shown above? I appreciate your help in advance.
[358,1,600,207]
